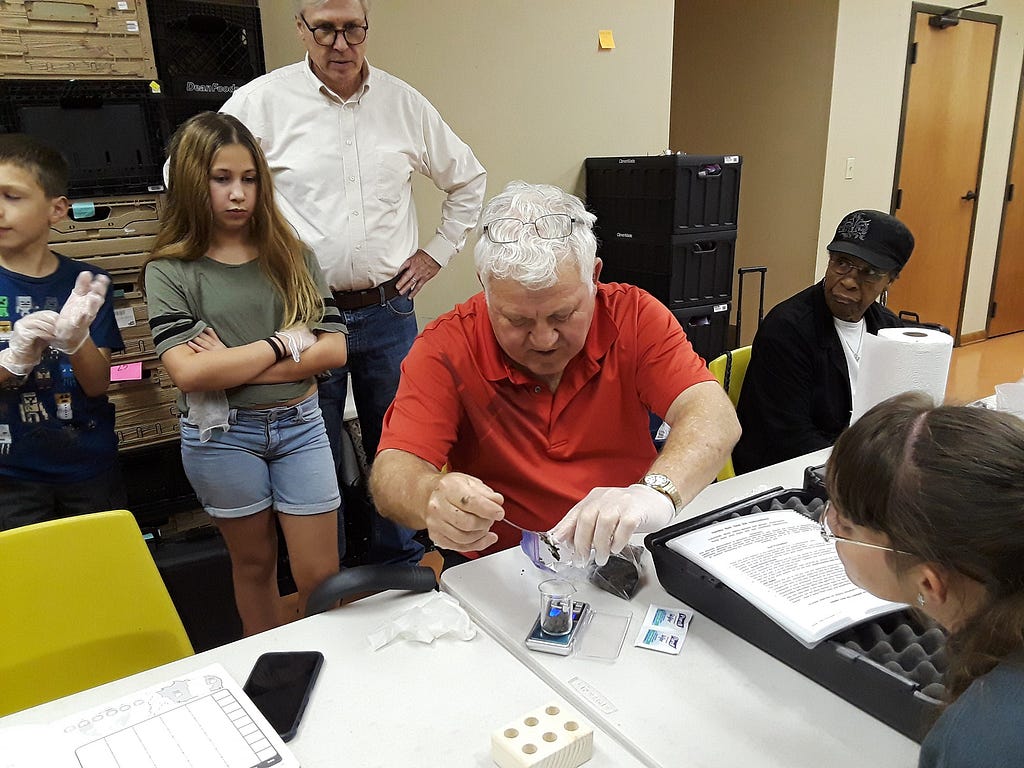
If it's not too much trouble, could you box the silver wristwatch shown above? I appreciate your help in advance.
[642,473,683,514]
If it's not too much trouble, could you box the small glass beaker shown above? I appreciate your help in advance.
[538,578,576,636]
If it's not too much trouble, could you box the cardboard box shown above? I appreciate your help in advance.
[0,0,158,79]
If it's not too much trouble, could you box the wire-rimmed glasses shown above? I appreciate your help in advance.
[299,12,368,47]
[818,501,914,555]
[483,214,576,244]
[827,254,890,285]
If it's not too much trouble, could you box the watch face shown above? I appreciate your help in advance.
[645,473,670,489]
[645,474,681,510]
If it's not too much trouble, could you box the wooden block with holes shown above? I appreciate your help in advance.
[491,702,593,768]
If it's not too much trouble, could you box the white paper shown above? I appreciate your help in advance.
[667,510,905,647]
[113,307,137,328]
[3,664,298,768]
[852,327,953,421]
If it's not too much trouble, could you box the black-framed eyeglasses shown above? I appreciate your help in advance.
[299,12,368,47]
[483,214,576,244]
[828,254,891,285]
[819,501,914,555]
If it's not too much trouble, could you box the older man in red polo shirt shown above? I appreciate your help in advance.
[371,181,740,569]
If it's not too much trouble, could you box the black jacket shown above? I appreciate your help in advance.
[732,281,903,474]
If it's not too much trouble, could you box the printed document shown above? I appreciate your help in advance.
[0,663,297,768]
[667,509,905,646]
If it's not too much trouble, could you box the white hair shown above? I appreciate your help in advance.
[294,0,370,16]
[474,181,598,294]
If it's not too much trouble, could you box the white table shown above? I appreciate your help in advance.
[0,591,644,767]
[442,449,921,768]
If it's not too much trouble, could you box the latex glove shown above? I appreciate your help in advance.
[274,326,317,362]
[0,310,59,375]
[51,271,110,354]
[550,484,675,567]
[425,471,505,552]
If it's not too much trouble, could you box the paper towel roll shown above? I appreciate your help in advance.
[851,327,953,421]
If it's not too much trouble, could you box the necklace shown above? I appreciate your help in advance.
[839,323,865,362]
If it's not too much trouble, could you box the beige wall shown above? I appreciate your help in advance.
[670,0,1024,343]
[820,0,1024,338]
[258,1,676,325]
[670,0,840,345]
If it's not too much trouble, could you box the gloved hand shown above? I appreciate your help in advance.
[0,310,60,376]
[274,326,317,362]
[51,271,110,354]
[549,484,676,567]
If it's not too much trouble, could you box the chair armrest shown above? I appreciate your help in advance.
[305,564,437,617]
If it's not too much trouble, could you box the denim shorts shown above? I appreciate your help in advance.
[180,392,341,519]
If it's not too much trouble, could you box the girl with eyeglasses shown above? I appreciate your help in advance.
[826,392,1024,767]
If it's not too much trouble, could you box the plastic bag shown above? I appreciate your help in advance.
[588,543,643,600]
[537,540,643,600]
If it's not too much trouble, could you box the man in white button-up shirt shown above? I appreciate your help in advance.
[221,0,486,566]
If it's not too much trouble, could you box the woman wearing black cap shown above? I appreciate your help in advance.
[732,209,915,473]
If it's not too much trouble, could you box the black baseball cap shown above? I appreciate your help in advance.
[827,210,914,273]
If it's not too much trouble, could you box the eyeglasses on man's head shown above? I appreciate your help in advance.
[819,501,914,555]
[299,12,368,47]
[828,254,891,285]
[483,214,576,244]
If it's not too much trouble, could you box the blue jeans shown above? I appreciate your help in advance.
[319,291,424,565]
[180,393,340,518]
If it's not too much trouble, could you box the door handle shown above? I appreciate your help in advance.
[961,190,978,201]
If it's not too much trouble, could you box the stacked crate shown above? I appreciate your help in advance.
[48,195,182,451]
[0,0,158,79]
[585,154,743,363]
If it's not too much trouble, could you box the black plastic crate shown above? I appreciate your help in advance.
[147,0,265,134]
[671,302,730,363]
[586,153,741,235]
[646,489,946,742]
[0,80,168,198]
[598,230,735,309]
[121,441,198,531]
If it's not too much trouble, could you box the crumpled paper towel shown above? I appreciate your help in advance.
[367,592,477,651]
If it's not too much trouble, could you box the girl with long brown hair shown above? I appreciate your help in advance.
[145,112,348,633]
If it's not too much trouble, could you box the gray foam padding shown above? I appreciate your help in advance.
[746,495,949,703]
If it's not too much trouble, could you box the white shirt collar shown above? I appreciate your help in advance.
[300,53,372,104]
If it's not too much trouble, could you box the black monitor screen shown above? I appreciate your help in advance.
[0,80,167,199]
[21,104,153,174]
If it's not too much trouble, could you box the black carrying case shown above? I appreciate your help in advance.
[645,487,946,742]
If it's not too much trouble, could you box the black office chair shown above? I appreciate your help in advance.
[304,564,437,617]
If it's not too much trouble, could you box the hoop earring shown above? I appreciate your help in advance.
[880,288,888,307]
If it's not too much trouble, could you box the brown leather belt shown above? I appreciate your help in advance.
[332,275,403,310]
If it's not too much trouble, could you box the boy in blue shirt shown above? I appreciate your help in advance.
[0,134,125,529]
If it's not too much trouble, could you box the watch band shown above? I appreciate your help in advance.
[643,473,683,514]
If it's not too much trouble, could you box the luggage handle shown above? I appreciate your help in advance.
[692,241,718,254]
[898,310,921,324]
[735,266,767,346]
[697,163,723,179]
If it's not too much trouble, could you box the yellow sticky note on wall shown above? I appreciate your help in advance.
[599,29,615,49]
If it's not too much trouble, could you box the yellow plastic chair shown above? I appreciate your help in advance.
[708,345,752,481]
[0,510,194,716]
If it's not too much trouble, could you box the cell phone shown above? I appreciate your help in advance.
[242,651,323,742]
[525,601,589,655]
